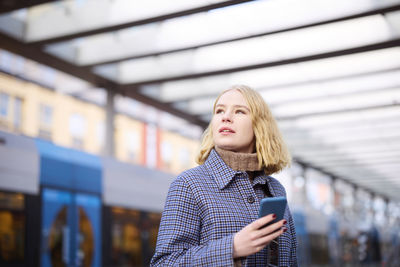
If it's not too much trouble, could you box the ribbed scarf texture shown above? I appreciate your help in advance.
[215,146,262,171]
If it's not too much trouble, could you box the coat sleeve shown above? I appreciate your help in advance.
[150,176,235,267]
[288,208,298,267]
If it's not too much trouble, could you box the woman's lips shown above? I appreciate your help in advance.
[219,127,235,133]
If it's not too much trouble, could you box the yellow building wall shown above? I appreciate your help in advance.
[1,71,201,174]
[56,95,105,154]
[0,72,105,154]
[160,130,199,174]
[0,73,31,134]
[114,114,144,165]
[0,73,45,136]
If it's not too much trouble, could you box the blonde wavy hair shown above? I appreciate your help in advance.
[196,85,291,175]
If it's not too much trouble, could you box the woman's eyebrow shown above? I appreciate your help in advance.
[234,105,250,111]
[215,104,250,111]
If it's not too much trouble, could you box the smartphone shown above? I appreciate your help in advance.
[258,196,287,226]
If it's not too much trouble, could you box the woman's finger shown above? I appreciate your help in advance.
[257,219,287,237]
[254,227,287,247]
[250,213,276,230]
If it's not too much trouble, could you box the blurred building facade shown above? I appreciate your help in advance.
[0,49,200,175]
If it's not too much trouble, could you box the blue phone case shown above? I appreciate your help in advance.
[258,196,287,225]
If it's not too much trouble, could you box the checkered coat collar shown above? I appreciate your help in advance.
[204,148,271,191]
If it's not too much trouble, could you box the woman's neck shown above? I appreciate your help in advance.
[215,146,262,172]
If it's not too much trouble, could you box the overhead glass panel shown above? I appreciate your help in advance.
[283,120,400,142]
[260,70,400,106]
[287,137,400,155]
[285,138,399,155]
[96,13,399,83]
[21,0,226,42]
[183,86,400,116]
[172,70,400,115]
[272,87,400,118]
[0,9,26,39]
[182,97,215,115]
[279,105,400,128]
[286,124,400,139]
[141,47,400,103]
[37,0,400,65]
[149,76,227,103]
[287,127,400,145]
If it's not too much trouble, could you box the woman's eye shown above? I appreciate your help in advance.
[236,109,245,114]
[215,109,224,114]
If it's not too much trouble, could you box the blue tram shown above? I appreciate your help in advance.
[0,130,174,267]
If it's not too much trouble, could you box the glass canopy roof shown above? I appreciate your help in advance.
[0,0,399,201]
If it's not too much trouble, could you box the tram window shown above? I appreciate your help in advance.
[48,206,67,266]
[0,192,25,264]
[110,207,143,266]
[0,192,24,210]
[141,212,161,266]
[79,207,94,267]
[108,207,162,267]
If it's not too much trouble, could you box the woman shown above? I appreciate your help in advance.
[151,85,297,266]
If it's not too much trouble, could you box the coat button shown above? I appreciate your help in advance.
[247,196,255,204]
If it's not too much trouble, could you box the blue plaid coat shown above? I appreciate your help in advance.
[151,149,298,266]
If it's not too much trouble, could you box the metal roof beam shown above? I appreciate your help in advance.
[277,103,400,121]
[164,67,400,104]
[120,39,400,88]
[29,0,255,46]
[0,0,56,14]
[0,32,208,128]
[43,4,400,66]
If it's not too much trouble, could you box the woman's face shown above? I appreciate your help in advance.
[211,90,255,153]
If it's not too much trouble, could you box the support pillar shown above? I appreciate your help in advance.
[105,90,115,157]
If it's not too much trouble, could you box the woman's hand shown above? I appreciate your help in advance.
[233,214,287,258]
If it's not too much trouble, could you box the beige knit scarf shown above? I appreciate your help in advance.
[215,146,262,171]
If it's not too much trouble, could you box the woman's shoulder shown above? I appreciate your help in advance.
[167,164,214,199]
[173,164,210,186]
[267,175,287,196]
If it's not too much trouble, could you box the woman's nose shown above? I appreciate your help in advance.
[222,111,232,122]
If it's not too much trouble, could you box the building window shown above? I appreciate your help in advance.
[96,121,105,153]
[179,147,191,169]
[39,104,53,127]
[125,131,139,163]
[145,124,157,168]
[161,141,172,169]
[69,113,86,150]
[38,104,53,140]
[0,92,9,118]
[13,98,22,130]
